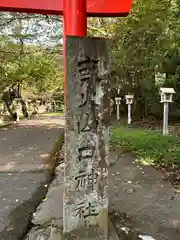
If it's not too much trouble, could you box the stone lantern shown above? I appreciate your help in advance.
[115,97,121,105]
[160,88,175,103]
[159,88,175,135]
[125,94,134,124]
[125,95,134,105]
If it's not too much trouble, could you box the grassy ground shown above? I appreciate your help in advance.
[111,125,180,187]
[111,125,180,166]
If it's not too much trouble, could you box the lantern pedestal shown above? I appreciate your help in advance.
[128,104,131,124]
[163,102,169,136]
[117,104,120,120]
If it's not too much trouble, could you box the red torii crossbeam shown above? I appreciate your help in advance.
[0,0,132,16]
[0,0,132,35]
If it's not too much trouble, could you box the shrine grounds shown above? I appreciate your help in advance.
[1,114,180,239]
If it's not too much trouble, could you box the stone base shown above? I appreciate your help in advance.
[24,226,51,240]
[63,225,107,240]
[24,219,120,240]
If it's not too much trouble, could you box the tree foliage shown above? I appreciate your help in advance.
[1,1,180,119]
[0,12,63,98]
[86,0,180,119]
[108,0,180,118]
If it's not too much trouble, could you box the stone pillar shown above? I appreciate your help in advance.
[64,36,110,239]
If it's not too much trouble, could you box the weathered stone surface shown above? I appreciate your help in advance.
[32,184,63,227]
[64,36,111,237]
[50,227,63,240]
[108,218,121,240]
[139,236,156,240]
[52,163,65,186]
[32,164,64,227]
[24,226,51,240]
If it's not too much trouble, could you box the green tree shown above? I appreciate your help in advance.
[0,12,63,96]
[110,0,180,117]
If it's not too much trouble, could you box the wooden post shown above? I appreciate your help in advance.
[64,36,110,239]
[163,102,169,136]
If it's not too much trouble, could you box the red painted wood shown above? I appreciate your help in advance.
[63,0,86,36]
[63,0,87,110]
[0,0,132,16]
